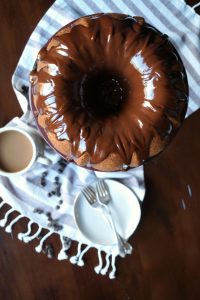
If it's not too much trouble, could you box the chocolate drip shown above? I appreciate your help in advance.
[30,14,188,170]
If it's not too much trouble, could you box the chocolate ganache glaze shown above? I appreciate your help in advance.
[30,13,188,171]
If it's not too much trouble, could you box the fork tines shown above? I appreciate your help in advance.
[82,186,96,205]
[97,180,109,197]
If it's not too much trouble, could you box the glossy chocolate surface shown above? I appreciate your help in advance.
[30,14,188,169]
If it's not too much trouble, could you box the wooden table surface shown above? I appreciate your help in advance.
[0,1,200,299]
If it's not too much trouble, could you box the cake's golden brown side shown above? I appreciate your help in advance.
[30,14,188,171]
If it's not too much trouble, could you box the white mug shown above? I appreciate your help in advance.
[0,121,51,177]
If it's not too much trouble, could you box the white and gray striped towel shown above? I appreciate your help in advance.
[0,0,199,279]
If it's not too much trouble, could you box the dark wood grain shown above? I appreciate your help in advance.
[0,1,199,300]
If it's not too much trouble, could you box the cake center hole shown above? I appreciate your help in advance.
[80,70,127,117]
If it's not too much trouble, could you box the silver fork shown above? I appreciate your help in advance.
[82,186,99,208]
[82,185,127,257]
[96,180,133,256]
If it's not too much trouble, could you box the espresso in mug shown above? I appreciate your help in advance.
[0,130,33,173]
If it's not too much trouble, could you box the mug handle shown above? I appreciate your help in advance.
[37,156,52,166]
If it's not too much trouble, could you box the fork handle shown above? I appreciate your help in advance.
[101,206,132,257]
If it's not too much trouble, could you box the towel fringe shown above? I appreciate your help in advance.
[5,214,24,233]
[0,202,119,279]
[77,245,91,266]
[23,225,42,243]
[18,220,33,241]
[109,254,117,279]
[35,230,53,253]
[0,208,15,227]
[0,200,5,209]
[193,2,200,9]
[57,235,72,260]
[70,243,91,267]
[94,250,103,274]
[70,242,82,264]
[94,251,117,278]
[101,253,111,275]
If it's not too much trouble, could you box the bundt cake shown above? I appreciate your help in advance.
[30,13,188,171]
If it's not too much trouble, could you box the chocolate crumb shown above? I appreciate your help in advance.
[33,208,43,214]
[54,181,60,186]
[47,219,63,232]
[56,205,60,210]
[63,236,71,248]
[54,224,63,231]
[47,222,53,228]
[21,85,29,94]
[59,200,63,205]
[58,159,65,164]
[48,192,52,197]
[54,176,59,182]
[41,181,46,187]
[58,168,63,173]
[43,243,55,259]
[59,163,66,168]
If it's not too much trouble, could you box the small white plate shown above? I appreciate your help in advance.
[74,180,141,246]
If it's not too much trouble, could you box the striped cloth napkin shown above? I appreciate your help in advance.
[0,0,199,279]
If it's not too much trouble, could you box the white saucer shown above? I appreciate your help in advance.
[74,180,141,246]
